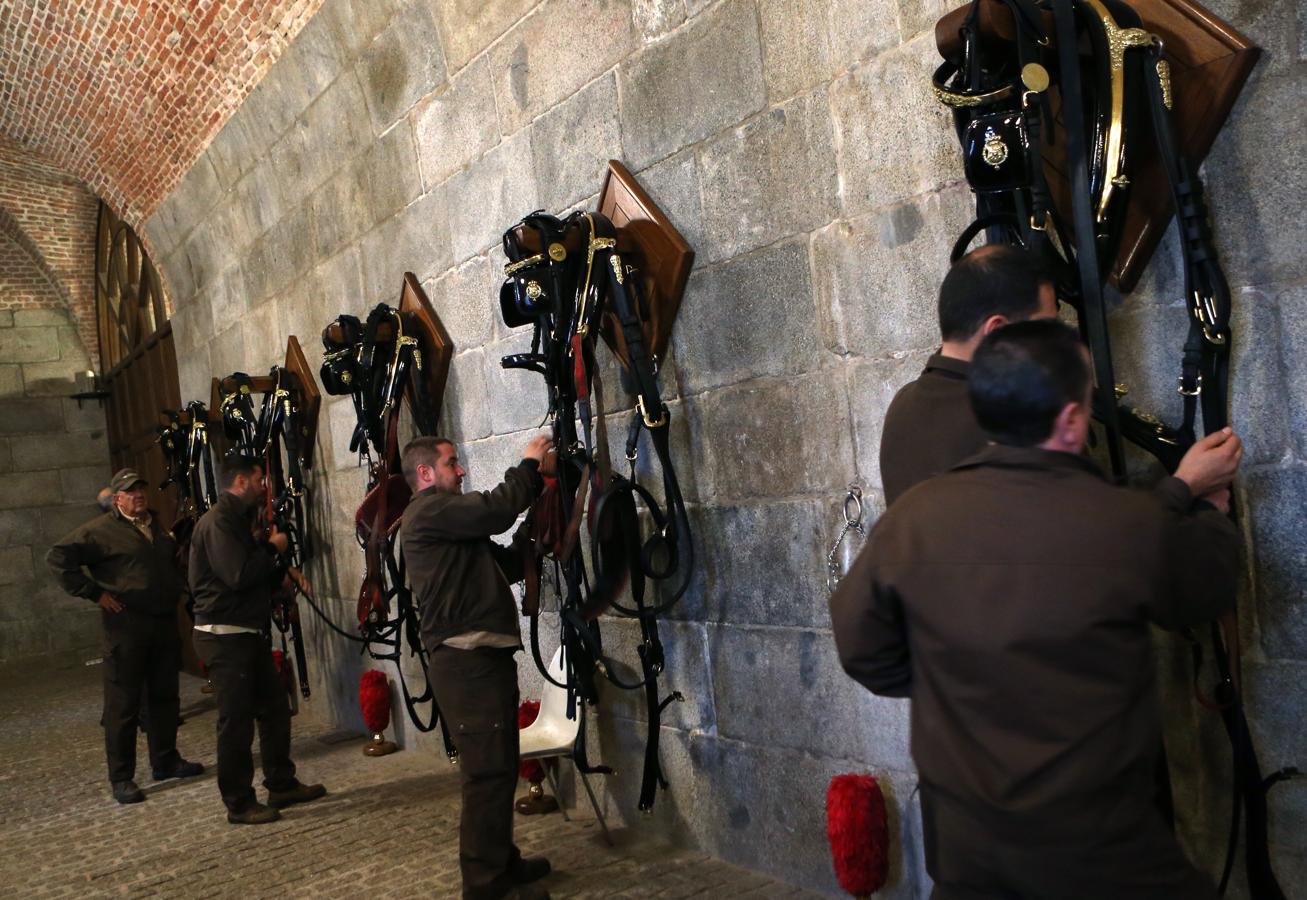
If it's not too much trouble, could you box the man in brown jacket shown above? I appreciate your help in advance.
[832,321,1242,899]
[48,468,204,804]
[400,434,553,900]
[879,245,1059,506]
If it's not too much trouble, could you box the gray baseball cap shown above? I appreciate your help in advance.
[109,469,148,493]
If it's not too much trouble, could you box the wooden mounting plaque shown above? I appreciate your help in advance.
[596,159,694,366]
[398,272,454,428]
[936,0,1259,293]
[207,334,322,463]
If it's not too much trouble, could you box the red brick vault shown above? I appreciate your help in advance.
[0,0,324,226]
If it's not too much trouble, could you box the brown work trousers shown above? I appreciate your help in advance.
[922,785,1218,900]
[428,645,524,900]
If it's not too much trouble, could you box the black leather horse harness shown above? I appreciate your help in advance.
[500,209,693,811]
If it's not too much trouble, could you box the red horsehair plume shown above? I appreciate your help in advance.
[518,699,544,782]
[359,669,392,735]
[826,773,889,898]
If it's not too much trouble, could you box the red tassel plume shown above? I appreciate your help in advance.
[359,670,392,735]
[518,699,544,782]
[827,773,889,897]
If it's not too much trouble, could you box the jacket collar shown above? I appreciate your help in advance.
[951,443,1106,480]
[217,491,254,518]
[923,351,970,380]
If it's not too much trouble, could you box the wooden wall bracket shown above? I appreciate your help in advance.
[398,272,454,428]
[596,159,695,368]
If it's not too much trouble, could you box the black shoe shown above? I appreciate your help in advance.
[509,856,551,884]
[227,802,281,825]
[266,781,326,809]
[152,759,204,781]
[112,780,145,804]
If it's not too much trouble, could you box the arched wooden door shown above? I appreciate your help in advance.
[95,202,199,675]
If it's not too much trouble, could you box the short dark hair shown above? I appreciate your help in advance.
[938,245,1053,341]
[969,320,1091,446]
[220,453,263,489]
[401,436,454,489]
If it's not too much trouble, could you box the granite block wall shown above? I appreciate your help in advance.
[140,0,1307,895]
[0,307,108,663]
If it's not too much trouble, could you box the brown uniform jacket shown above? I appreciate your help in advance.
[188,492,285,630]
[401,459,542,651]
[831,445,1239,829]
[879,353,989,507]
[47,509,181,617]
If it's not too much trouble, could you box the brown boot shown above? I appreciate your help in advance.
[227,802,281,825]
[266,781,326,809]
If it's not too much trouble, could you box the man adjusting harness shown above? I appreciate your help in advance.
[400,434,555,900]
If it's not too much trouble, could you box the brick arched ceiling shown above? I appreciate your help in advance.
[0,0,325,227]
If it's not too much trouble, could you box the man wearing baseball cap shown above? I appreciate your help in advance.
[48,468,204,804]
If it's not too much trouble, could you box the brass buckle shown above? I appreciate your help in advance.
[1177,373,1203,397]
[637,396,668,429]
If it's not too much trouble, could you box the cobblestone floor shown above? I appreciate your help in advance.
[0,657,819,899]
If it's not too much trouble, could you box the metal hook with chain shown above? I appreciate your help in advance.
[826,483,866,595]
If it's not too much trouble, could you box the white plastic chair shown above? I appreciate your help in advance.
[519,646,613,845]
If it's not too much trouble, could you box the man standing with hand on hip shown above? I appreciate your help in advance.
[48,468,204,805]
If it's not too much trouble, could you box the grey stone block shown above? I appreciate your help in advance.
[312,245,368,326]
[425,254,497,349]
[359,187,452,304]
[811,188,972,357]
[827,0,902,70]
[56,327,90,366]
[488,0,634,136]
[209,321,249,383]
[696,89,839,263]
[709,624,913,770]
[848,351,934,492]
[1276,283,1307,461]
[0,399,64,435]
[358,2,447,132]
[694,498,833,627]
[157,247,197,307]
[183,213,238,295]
[531,73,622,213]
[414,56,500,189]
[292,70,375,195]
[618,0,764,170]
[177,343,212,404]
[207,263,248,334]
[317,0,402,57]
[484,330,550,435]
[0,366,21,397]
[242,299,285,373]
[327,397,366,472]
[635,150,705,262]
[12,309,68,327]
[269,8,347,113]
[37,504,101,545]
[434,0,537,71]
[692,368,856,502]
[1225,291,1290,466]
[0,439,10,474]
[18,360,79,398]
[445,130,538,262]
[204,114,260,191]
[597,618,715,733]
[442,349,493,443]
[758,0,834,103]
[0,327,58,364]
[672,240,822,395]
[0,547,34,586]
[831,35,959,218]
[1246,466,1307,659]
[308,162,372,261]
[358,120,424,227]
[896,0,955,40]
[10,433,106,472]
[1245,661,1307,846]
[0,471,61,509]
[59,465,110,503]
[165,155,224,244]
[0,310,11,327]
[1206,71,1307,287]
[1107,302,1196,440]
[632,0,686,42]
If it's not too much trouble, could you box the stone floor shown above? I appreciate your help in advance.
[0,656,820,899]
